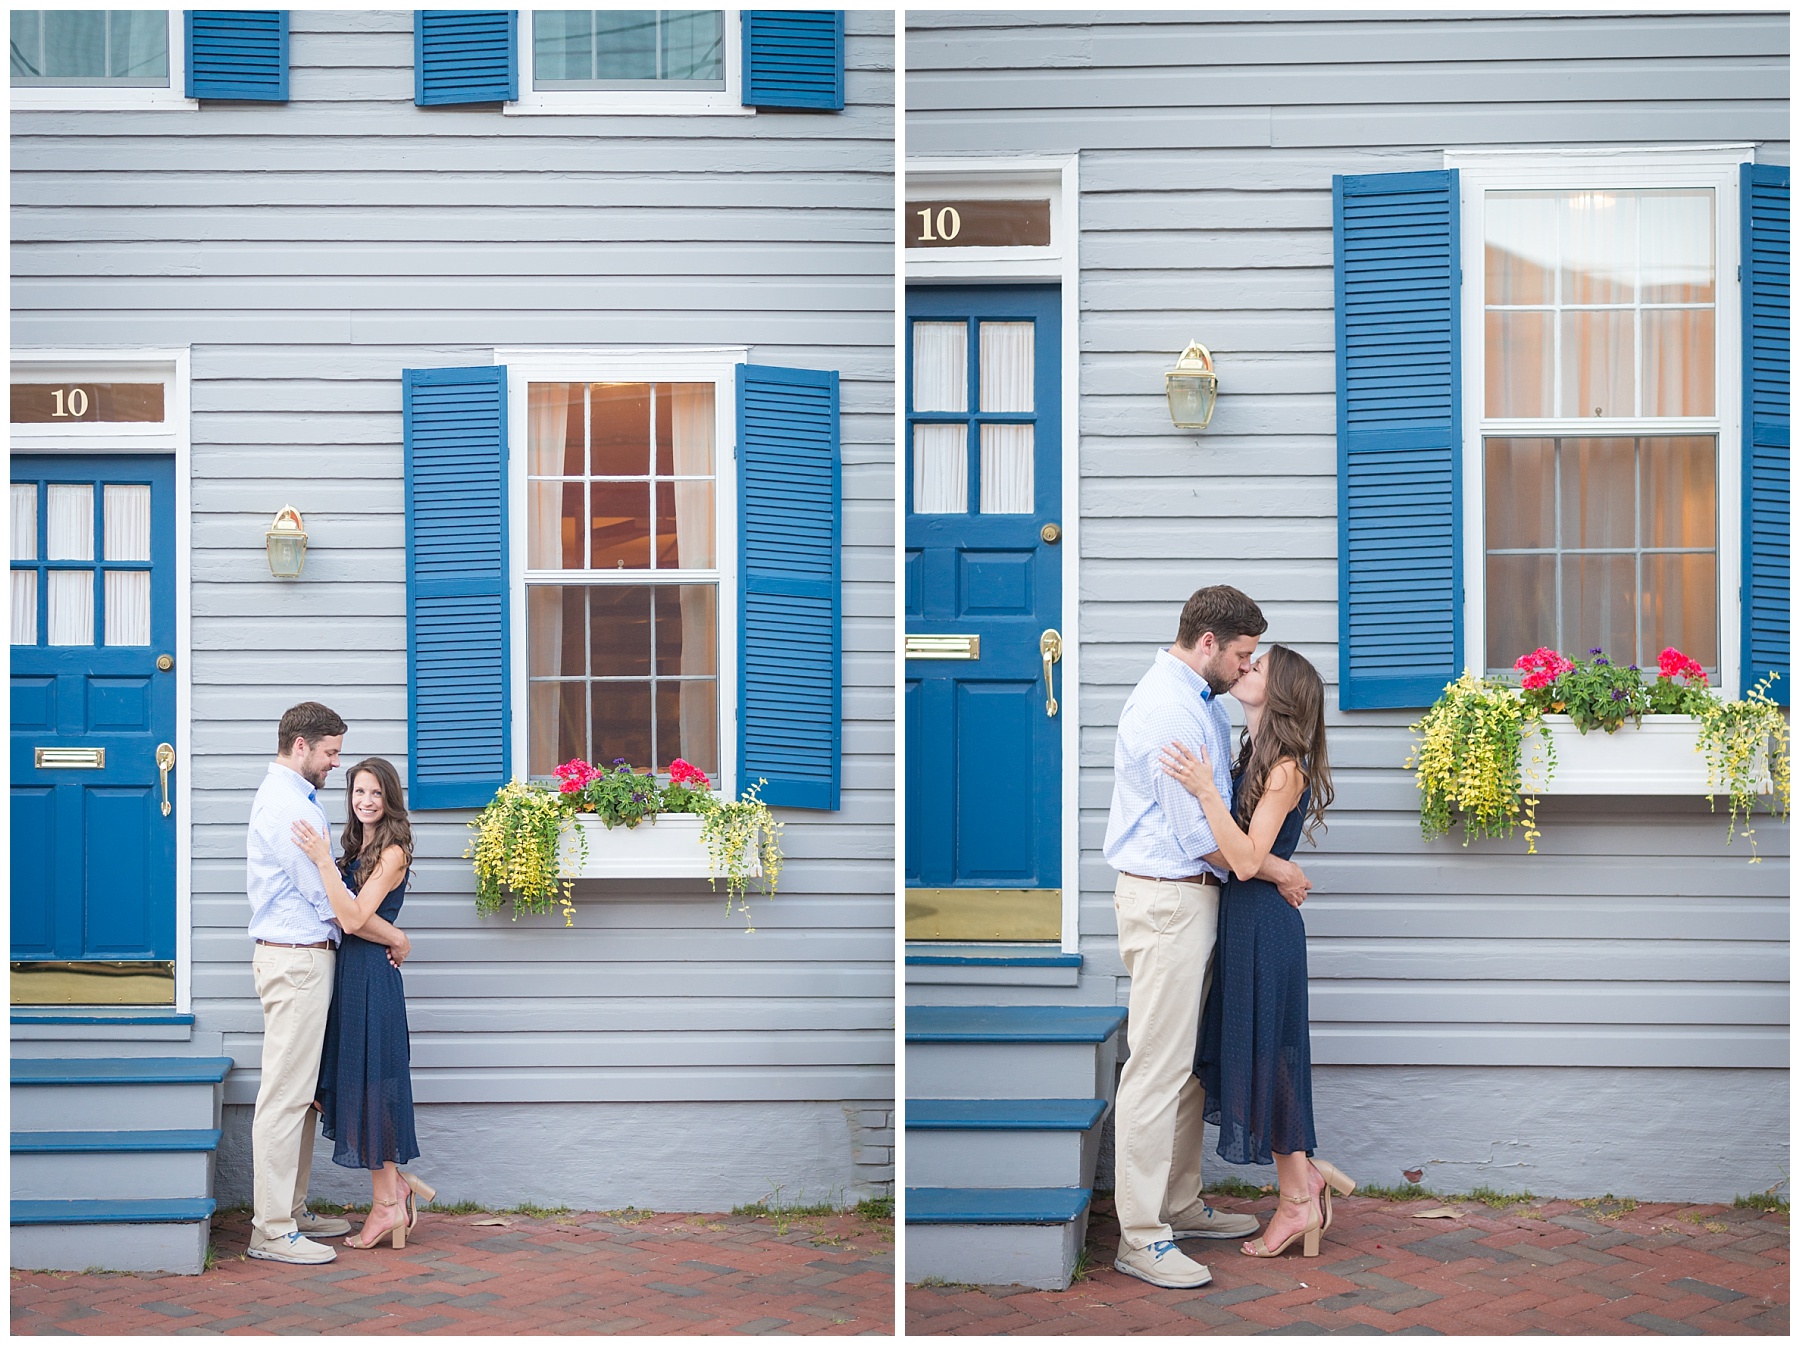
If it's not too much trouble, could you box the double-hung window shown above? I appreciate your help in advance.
[512,356,736,787]
[509,9,746,115]
[1458,151,1742,686]
[10,8,192,110]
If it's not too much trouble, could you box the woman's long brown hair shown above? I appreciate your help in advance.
[337,757,414,886]
[1231,644,1335,843]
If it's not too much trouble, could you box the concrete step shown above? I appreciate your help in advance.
[907,1098,1106,1190]
[12,1198,215,1276]
[905,1187,1092,1291]
[906,1006,1126,1100]
[11,1057,231,1131]
[12,1130,222,1201]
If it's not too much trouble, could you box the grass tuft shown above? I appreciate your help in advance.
[1467,1185,1538,1209]
[854,1194,894,1221]
[1575,1193,1639,1221]
[1734,1191,1790,1215]
[1354,1181,1437,1202]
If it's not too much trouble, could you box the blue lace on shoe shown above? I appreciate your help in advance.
[1149,1239,1179,1259]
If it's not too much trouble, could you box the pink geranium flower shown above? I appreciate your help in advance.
[1514,647,1573,692]
[1657,647,1708,685]
[668,758,711,788]
[552,758,600,794]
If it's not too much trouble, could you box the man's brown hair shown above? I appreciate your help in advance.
[1176,585,1267,651]
[277,702,347,756]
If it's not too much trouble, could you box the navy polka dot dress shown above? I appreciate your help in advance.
[1195,784,1317,1166]
[316,858,420,1170]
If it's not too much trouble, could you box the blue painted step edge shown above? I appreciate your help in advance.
[12,1057,232,1086]
[907,1098,1107,1131]
[13,1129,223,1154]
[906,1187,1091,1225]
[906,949,1082,968]
[12,1011,195,1026]
[13,1198,217,1226]
[906,1005,1127,1043]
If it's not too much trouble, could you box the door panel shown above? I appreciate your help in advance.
[904,284,1062,935]
[10,455,177,977]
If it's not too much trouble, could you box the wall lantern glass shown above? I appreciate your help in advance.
[265,505,308,578]
[1165,341,1219,430]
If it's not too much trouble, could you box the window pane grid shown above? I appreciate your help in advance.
[1485,189,1715,419]
[524,379,720,781]
[1484,435,1717,673]
[907,316,1038,518]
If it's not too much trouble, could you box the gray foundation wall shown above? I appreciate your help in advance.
[1094,1064,1790,1205]
[217,1099,893,1212]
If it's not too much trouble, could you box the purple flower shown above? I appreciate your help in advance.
[1595,657,1609,666]
[1610,688,1624,700]
[631,791,644,802]
[1589,647,1604,655]
[1628,665,1639,673]
[613,758,628,766]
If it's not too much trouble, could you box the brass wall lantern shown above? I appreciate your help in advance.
[1165,341,1219,430]
[265,505,308,578]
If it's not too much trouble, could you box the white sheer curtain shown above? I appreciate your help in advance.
[912,322,967,412]
[527,384,577,773]
[979,322,1035,513]
[102,484,151,646]
[46,484,92,646]
[980,426,1035,514]
[669,383,718,775]
[979,322,1033,412]
[12,483,36,646]
[912,425,966,514]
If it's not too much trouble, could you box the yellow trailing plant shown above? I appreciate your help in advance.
[1405,673,1548,853]
[1696,673,1791,859]
[466,780,580,927]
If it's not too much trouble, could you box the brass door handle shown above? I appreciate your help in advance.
[1039,629,1062,718]
[156,743,175,817]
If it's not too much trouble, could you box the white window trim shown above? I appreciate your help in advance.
[1447,145,1747,696]
[905,158,1069,280]
[505,9,750,117]
[902,154,1084,953]
[10,11,198,112]
[9,356,186,452]
[497,347,746,795]
[9,347,194,1012]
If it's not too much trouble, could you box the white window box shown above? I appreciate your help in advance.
[558,812,760,881]
[1521,714,1769,796]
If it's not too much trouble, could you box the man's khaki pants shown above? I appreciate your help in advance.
[250,943,335,1246]
[1112,872,1220,1252]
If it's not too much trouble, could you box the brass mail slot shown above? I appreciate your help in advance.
[906,634,980,661]
[35,747,104,769]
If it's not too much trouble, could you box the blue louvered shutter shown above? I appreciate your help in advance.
[415,10,517,106]
[186,11,288,101]
[404,366,510,809]
[737,365,840,810]
[741,11,844,111]
[1334,170,1463,709]
[1741,163,1789,704]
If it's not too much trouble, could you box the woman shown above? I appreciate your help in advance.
[1161,645,1354,1259]
[291,757,434,1250]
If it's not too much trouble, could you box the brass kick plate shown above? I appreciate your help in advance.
[11,960,176,1006]
[35,747,104,769]
[906,634,980,661]
[905,888,1062,941]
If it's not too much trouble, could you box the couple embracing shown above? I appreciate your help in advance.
[243,702,433,1264]
[1105,585,1353,1290]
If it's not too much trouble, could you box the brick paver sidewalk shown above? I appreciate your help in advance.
[13,1205,894,1335]
[907,1193,1787,1335]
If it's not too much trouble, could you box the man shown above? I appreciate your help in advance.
[246,702,410,1264]
[1102,586,1312,1290]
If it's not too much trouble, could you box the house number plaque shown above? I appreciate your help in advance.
[11,383,165,424]
[905,199,1052,249]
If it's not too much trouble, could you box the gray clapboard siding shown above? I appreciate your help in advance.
[911,6,1788,1122]
[14,8,893,1202]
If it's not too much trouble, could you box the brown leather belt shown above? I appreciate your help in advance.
[1122,871,1220,887]
[255,939,334,949]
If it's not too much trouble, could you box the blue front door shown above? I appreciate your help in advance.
[11,456,178,979]
[905,285,1063,938]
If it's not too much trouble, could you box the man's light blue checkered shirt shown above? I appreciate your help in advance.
[1103,649,1237,881]
[246,763,339,945]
